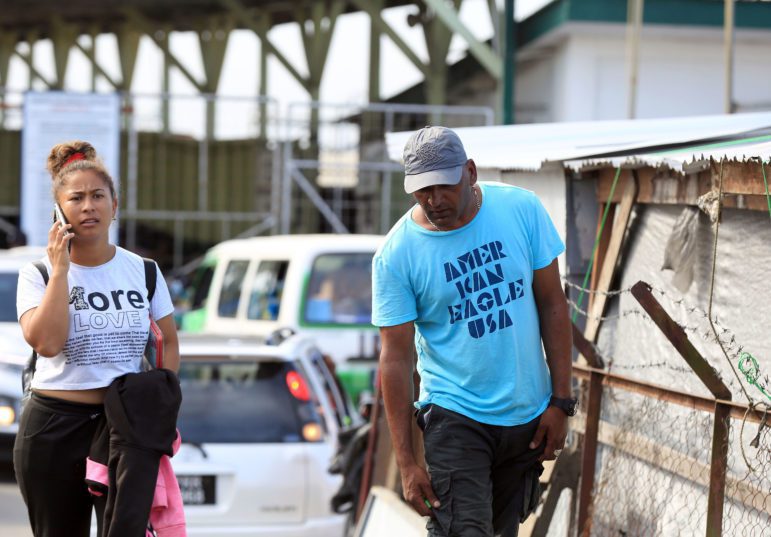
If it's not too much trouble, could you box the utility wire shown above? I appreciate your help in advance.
[572,166,623,323]
[707,159,755,405]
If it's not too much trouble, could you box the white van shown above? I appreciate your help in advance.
[179,234,383,400]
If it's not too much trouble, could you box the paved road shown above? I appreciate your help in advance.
[0,465,32,537]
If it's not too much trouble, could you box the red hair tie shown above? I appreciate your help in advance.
[64,152,85,166]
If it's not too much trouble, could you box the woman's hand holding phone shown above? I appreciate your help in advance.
[49,204,74,271]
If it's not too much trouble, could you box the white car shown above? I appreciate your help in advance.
[0,246,46,464]
[0,344,25,465]
[173,332,357,536]
[177,234,384,406]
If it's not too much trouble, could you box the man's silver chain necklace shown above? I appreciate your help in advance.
[425,187,481,231]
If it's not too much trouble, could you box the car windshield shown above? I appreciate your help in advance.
[246,260,289,321]
[217,260,249,318]
[188,263,215,310]
[176,359,323,444]
[0,273,18,322]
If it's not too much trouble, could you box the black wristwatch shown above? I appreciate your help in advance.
[549,396,578,417]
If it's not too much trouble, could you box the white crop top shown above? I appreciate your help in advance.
[16,247,175,390]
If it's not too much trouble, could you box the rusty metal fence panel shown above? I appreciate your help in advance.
[574,370,771,537]
[578,386,715,536]
[570,280,771,537]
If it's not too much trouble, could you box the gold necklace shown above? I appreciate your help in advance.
[425,187,481,231]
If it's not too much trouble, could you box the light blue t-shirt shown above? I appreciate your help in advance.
[372,182,565,426]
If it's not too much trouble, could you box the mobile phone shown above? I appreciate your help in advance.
[53,203,69,227]
[53,203,72,251]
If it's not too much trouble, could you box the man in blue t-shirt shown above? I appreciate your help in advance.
[372,126,575,536]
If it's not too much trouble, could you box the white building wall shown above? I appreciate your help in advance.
[515,55,558,123]
[499,162,567,275]
[446,21,771,124]
[547,23,771,121]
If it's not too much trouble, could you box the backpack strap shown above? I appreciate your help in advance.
[142,258,157,303]
[26,261,50,382]
[32,261,49,285]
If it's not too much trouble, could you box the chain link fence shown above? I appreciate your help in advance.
[582,390,715,536]
[568,280,771,537]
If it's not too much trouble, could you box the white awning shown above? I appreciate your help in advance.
[385,112,771,172]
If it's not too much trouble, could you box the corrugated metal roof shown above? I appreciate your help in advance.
[564,134,771,171]
[385,112,771,172]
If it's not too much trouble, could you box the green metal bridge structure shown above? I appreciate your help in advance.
[0,0,758,268]
[0,1,511,268]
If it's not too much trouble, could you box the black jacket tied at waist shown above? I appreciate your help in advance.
[87,369,182,537]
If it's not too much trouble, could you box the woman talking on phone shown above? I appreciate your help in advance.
[14,141,180,537]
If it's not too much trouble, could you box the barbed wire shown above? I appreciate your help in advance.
[564,277,745,351]
[568,300,743,359]
[649,286,741,344]
[608,360,694,375]
[567,298,644,322]
[576,327,716,377]
[563,279,633,297]
[565,279,769,402]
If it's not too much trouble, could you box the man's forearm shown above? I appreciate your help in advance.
[541,298,573,397]
[380,350,418,470]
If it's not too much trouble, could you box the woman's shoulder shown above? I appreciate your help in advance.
[114,246,153,266]
[110,247,151,276]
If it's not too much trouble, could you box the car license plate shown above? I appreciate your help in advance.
[178,475,216,505]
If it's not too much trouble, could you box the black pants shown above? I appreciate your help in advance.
[419,404,544,537]
[13,394,106,537]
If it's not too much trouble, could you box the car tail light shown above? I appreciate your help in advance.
[0,404,15,427]
[286,371,310,401]
[302,423,323,442]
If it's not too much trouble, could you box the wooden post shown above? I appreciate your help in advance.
[723,0,735,114]
[625,0,644,119]
[584,174,638,343]
[588,202,614,311]
[572,322,604,369]
[577,370,603,535]
[707,402,730,537]
[356,369,382,521]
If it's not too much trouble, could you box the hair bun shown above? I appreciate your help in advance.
[46,141,97,178]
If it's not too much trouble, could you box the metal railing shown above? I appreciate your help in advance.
[1,89,496,258]
[0,89,282,264]
[280,100,495,234]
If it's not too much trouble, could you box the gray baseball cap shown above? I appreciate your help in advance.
[403,126,468,194]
